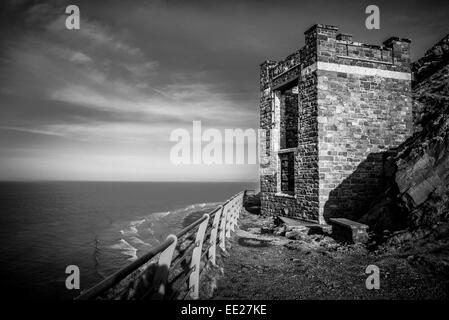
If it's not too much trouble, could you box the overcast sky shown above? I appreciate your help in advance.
[0,0,447,181]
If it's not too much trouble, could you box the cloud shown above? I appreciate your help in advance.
[3,0,446,181]
[70,51,92,64]
[0,125,66,137]
[0,0,259,181]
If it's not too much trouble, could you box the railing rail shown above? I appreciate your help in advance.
[75,190,250,300]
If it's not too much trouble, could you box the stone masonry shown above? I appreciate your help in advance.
[260,24,413,224]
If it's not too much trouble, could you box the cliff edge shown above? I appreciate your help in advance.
[360,34,449,233]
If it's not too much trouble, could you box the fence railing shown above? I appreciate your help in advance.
[75,190,249,300]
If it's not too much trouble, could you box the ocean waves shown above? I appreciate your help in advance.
[109,239,138,261]
[108,201,222,262]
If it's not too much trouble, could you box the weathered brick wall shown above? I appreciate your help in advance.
[259,60,277,200]
[314,25,413,223]
[259,25,321,221]
[259,25,320,220]
[259,24,412,224]
[295,70,319,221]
[318,71,412,221]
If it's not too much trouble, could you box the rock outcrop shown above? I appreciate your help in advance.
[360,34,449,233]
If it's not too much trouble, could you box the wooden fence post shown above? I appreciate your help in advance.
[237,193,242,219]
[232,194,242,229]
[229,203,236,232]
[208,206,222,266]
[188,214,210,299]
[225,204,232,238]
[151,234,177,299]
[219,203,228,251]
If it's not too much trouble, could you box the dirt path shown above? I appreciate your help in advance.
[212,210,449,300]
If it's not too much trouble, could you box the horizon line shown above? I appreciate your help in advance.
[0,179,259,183]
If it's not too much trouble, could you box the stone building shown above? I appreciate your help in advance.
[259,24,413,224]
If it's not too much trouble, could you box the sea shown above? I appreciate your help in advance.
[0,181,257,300]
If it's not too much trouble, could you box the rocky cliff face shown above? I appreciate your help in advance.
[360,34,449,233]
